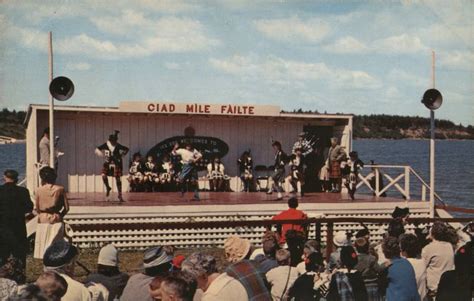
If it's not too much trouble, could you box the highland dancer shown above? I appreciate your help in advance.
[289,148,305,197]
[172,143,202,201]
[95,131,129,201]
[267,141,288,200]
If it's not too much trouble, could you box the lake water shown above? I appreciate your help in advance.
[1,140,472,213]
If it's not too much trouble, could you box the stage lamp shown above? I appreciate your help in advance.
[421,88,443,110]
[49,76,75,101]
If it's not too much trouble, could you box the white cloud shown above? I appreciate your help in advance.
[254,16,330,43]
[372,33,428,54]
[65,62,91,71]
[387,68,428,88]
[323,36,368,54]
[438,50,474,71]
[210,55,381,90]
[164,62,180,70]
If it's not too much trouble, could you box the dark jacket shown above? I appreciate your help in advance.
[0,183,33,259]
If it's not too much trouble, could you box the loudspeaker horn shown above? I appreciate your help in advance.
[421,88,443,110]
[49,76,74,101]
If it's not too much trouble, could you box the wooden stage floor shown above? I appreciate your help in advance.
[66,191,411,207]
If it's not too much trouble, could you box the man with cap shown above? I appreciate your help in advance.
[43,240,92,301]
[85,244,129,301]
[0,169,33,283]
[121,245,173,301]
[328,137,346,193]
[95,130,129,202]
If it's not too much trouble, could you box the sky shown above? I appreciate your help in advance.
[0,0,472,125]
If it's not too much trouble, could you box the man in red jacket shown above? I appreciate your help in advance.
[272,198,307,244]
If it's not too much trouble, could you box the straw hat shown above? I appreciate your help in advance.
[333,231,348,247]
[224,236,251,263]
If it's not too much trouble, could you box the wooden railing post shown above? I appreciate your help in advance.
[405,166,410,200]
[375,168,380,197]
[422,185,427,201]
[326,222,334,260]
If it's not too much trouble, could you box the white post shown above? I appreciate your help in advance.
[404,166,410,200]
[48,31,55,168]
[429,50,435,218]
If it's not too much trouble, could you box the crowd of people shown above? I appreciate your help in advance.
[1,177,473,301]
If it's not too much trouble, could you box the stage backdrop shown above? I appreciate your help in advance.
[26,105,352,193]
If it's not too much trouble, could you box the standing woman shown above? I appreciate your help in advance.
[34,167,69,259]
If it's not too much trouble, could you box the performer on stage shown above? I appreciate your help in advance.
[159,154,176,191]
[342,151,364,200]
[267,141,288,200]
[328,137,346,193]
[128,152,144,192]
[207,157,227,192]
[289,148,305,197]
[144,155,160,192]
[95,131,129,202]
[292,132,314,157]
[172,143,202,201]
[237,150,253,192]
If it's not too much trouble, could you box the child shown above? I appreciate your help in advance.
[143,155,160,192]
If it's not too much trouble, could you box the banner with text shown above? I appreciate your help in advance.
[119,101,281,117]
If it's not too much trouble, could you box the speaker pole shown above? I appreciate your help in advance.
[429,50,435,218]
[48,31,55,169]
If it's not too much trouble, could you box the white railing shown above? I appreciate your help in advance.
[356,164,445,205]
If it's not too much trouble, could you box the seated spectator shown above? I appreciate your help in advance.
[391,207,410,224]
[285,230,306,268]
[421,221,455,297]
[160,271,197,301]
[253,237,279,274]
[0,256,19,300]
[171,255,186,272]
[8,284,49,301]
[375,218,405,265]
[35,271,68,301]
[327,246,368,301]
[266,249,299,300]
[181,252,248,301]
[354,237,382,301]
[43,240,92,301]
[288,252,326,301]
[327,231,349,271]
[272,198,307,245]
[121,246,173,301]
[85,244,129,301]
[436,241,472,301]
[296,240,320,275]
[381,237,419,301]
[223,236,272,300]
[399,234,427,301]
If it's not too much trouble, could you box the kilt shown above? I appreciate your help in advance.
[102,162,122,177]
[329,161,341,179]
[179,163,198,182]
[271,168,285,183]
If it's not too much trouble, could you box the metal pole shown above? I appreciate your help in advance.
[48,32,54,168]
[429,51,435,218]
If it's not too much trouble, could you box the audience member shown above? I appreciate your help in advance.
[399,233,427,300]
[354,237,382,301]
[182,252,247,301]
[171,255,186,272]
[327,246,368,301]
[375,218,405,265]
[266,249,299,300]
[223,236,272,300]
[35,271,68,301]
[253,238,279,274]
[288,252,325,301]
[160,271,197,301]
[121,246,173,301]
[285,230,306,268]
[0,169,33,283]
[272,198,307,245]
[381,237,419,301]
[436,241,472,301]
[42,240,92,301]
[327,231,349,271]
[85,244,129,301]
[0,257,19,300]
[34,167,69,259]
[421,221,455,297]
[296,240,320,275]
[8,284,50,301]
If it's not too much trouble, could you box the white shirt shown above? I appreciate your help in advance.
[207,163,225,175]
[406,257,428,301]
[202,273,248,301]
[59,273,92,301]
[296,261,306,275]
[266,266,299,301]
[173,148,202,164]
[421,240,454,292]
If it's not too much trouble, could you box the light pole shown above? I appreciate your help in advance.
[421,52,443,218]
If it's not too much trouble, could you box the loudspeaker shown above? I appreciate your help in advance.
[49,76,74,101]
[421,89,443,110]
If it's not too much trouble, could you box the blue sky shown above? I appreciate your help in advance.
[1,0,472,125]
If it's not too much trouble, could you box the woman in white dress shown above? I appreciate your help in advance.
[34,167,69,259]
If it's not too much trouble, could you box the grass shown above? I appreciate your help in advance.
[26,247,229,283]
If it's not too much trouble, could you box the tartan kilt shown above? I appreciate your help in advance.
[329,161,341,178]
[102,163,122,177]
